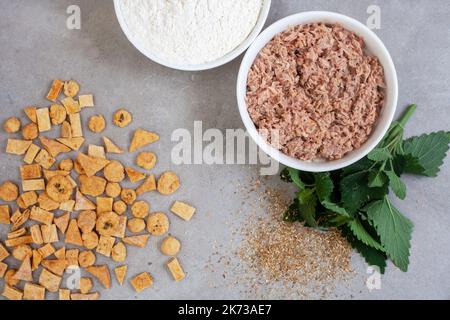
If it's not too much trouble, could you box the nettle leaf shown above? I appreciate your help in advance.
[368,170,388,188]
[366,198,413,272]
[402,154,424,176]
[403,131,450,177]
[322,201,350,217]
[286,168,306,190]
[392,154,407,176]
[326,214,353,227]
[386,170,407,200]
[348,218,384,251]
[314,173,349,217]
[314,173,333,201]
[368,148,392,162]
[345,231,387,274]
[297,189,318,228]
[340,171,388,214]
[342,157,374,176]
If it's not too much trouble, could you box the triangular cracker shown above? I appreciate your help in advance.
[114,265,128,286]
[0,242,10,261]
[56,137,85,151]
[103,137,124,154]
[32,250,42,271]
[76,153,109,177]
[38,192,60,211]
[125,167,146,183]
[136,175,156,196]
[39,137,71,157]
[86,265,111,289]
[41,259,68,276]
[6,139,32,155]
[13,255,33,281]
[54,247,66,260]
[43,169,70,181]
[74,189,96,211]
[60,121,72,138]
[122,235,150,248]
[129,129,159,152]
[65,219,83,246]
[54,213,70,235]
[24,107,37,123]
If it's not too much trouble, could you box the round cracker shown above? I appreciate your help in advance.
[104,160,125,183]
[96,211,120,237]
[120,188,136,205]
[160,236,181,256]
[113,109,132,128]
[127,218,146,233]
[46,176,74,202]
[147,212,169,236]
[157,171,180,195]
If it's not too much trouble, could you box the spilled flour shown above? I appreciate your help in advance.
[118,0,263,65]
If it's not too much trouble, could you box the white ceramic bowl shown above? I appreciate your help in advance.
[113,0,272,71]
[237,11,398,172]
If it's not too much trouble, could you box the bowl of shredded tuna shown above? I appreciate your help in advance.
[114,0,271,71]
[237,11,398,172]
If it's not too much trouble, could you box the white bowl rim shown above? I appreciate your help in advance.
[237,11,398,172]
[113,0,272,71]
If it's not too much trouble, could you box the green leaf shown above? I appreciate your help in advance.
[402,154,425,175]
[326,215,353,227]
[342,157,374,176]
[314,173,350,217]
[340,171,388,214]
[314,173,333,202]
[392,154,407,176]
[321,201,350,217]
[403,131,450,177]
[368,170,388,188]
[297,189,318,228]
[348,219,384,251]
[287,168,306,189]
[366,198,413,272]
[368,148,392,162]
[386,170,407,200]
[346,232,387,274]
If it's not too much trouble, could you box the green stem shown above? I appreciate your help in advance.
[388,159,394,172]
[398,104,417,128]
[383,104,417,147]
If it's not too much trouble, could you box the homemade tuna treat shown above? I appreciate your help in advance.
[0,79,193,300]
[246,23,386,161]
[3,117,21,133]
[113,108,132,128]
[88,114,106,133]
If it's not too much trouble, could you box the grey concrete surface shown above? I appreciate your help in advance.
[0,0,449,300]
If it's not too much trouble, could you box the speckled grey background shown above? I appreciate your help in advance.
[0,0,449,300]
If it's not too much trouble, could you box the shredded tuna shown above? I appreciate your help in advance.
[246,23,386,161]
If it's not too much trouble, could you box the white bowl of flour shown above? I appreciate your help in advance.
[114,0,271,71]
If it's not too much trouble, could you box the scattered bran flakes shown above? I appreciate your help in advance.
[206,177,354,299]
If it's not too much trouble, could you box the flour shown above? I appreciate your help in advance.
[118,0,263,65]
